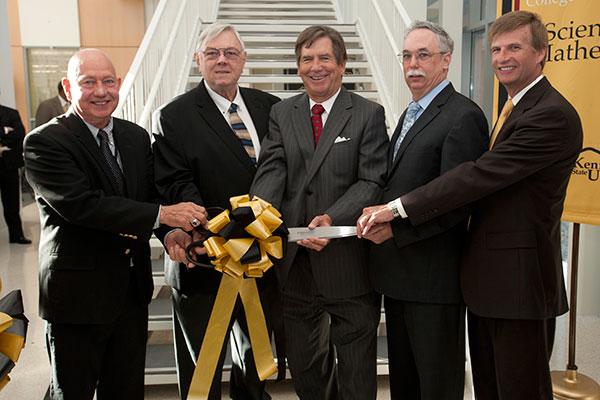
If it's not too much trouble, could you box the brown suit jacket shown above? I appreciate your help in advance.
[401,77,582,319]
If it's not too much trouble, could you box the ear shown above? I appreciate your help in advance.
[536,47,547,68]
[61,77,72,102]
[442,52,452,71]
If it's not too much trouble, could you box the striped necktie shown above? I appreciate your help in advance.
[228,103,256,163]
[97,129,125,195]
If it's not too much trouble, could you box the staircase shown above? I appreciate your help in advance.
[186,0,381,103]
[145,0,386,385]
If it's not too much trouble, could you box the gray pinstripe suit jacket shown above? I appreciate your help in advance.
[251,87,389,299]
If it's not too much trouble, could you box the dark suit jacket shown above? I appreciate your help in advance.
[35,96,65,127]
[251,88,389,299]
[24,111,159,324]
[371,83,488,304]
[0,105,26,170]
[153,80,280,295]
[402,77,582,319]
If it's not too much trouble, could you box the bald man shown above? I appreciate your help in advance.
[24,49,206,400]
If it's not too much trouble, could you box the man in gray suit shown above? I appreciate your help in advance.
[35,81,70,127]
[251,25,388,400]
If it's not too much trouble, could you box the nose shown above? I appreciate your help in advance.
[94,82,107,96]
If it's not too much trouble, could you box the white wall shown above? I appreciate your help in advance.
[18,0,80,47]
[0,0,15,107]
[440,0,463,91]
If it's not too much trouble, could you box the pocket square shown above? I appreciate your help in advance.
[334,136,351,144]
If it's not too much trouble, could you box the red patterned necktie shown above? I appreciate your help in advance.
[311,103,325,146]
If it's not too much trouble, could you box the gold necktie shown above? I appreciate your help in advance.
[489,99,514,149]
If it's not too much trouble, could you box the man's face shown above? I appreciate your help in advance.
[63,52,121,129]
[402,29,451,101]
[196,30,246,99]
[298,36,346,103]
[491,25,545,97]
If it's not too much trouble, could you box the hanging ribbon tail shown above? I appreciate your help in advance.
[0,290,28,392]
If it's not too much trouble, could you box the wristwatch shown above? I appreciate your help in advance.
[387,199,401,218]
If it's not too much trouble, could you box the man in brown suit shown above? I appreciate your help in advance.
[358,11,582,400]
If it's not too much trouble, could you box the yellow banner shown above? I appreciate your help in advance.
[518,0,600,224]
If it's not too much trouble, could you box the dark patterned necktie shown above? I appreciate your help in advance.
[311,103,325,146]
[229,103,256,163]
[97,129,125,195]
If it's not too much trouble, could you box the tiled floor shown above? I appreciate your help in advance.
[1,203,599,399]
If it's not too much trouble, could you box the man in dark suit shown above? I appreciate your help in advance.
[35,80,70,127]
[362,21,488,400]
[23,48,206,400]
[359,11,582,400]
[0,103,30,244]
[153,23,280,400]
[251,25,388,400]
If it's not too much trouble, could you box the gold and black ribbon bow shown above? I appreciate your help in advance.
[0,280,28,391]
[185,195,287,400]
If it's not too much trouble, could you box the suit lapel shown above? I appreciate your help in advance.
[389,84,454,173]
[112,120,137,198]
[195,81,256,174]
[494,77,550,146]
[306,88,352,185]
[291,93,317,170]
[66,112,122,195]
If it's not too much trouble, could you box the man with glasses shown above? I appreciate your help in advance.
[359,21,488,399]
[153,22,279,400]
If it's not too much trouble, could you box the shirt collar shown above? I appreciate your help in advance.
[76,111,114,140]
[309,87,342,114]
[510,74,544,106]
[413,80,450,111]
[205,82,242,115]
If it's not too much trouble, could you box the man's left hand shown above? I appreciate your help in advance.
[297,214,332,252]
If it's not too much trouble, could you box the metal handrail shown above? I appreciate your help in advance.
[114,0,219,132]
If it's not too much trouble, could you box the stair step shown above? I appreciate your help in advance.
[242,47,364,56]
[268,90,380,101]
[241,35,360,43]
[189,75,374,84]
[219,11,336,17]
[243,60,368,69]
[221,4,335,10]
[220,19,339,25]
[232,23,356,33]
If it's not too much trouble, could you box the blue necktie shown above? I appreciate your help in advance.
[392,102,421,162]
[229,103,256,163]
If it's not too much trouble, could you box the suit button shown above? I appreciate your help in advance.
[383,186,390,192]
[124,248,131,255]
[306,188,313,196]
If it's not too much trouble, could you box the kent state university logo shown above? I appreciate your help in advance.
[573,148,600,182]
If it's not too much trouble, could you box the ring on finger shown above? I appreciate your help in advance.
[191,218,200,227]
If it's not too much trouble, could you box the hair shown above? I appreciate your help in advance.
[489,10,548,67]
[295,25,348,65]
[404,21,454,54]
[196,22,245,53]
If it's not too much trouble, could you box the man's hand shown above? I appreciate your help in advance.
[159,202,207,231]
[362,222,393,244]
[297,214,332,252]
[165,229,207,269]
[357,204,394,237]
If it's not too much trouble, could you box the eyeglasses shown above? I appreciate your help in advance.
[400,51,447,63]
[201,47,243,60]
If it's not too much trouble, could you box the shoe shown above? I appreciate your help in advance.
[9,236,32,244]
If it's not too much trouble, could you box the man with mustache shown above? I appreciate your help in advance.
[360,21,488,399]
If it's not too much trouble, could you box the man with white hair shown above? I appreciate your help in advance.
[24,48,206,400]
[359,21,488,399]
[153,23,280,399]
